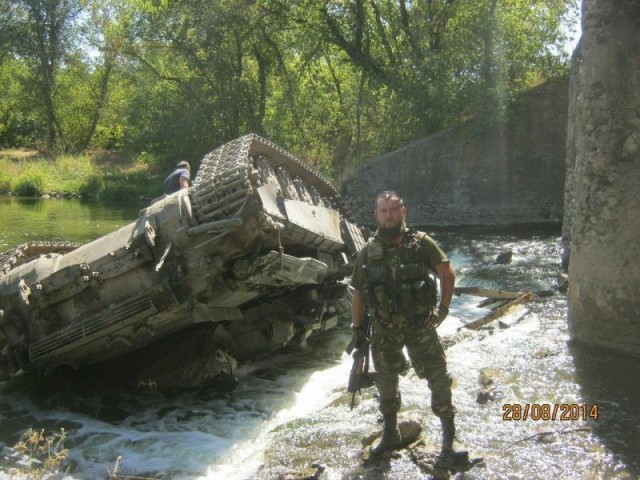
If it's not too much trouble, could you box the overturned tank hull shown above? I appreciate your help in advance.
[0,135,365,390]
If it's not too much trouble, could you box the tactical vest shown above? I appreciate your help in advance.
[361,230,438,325]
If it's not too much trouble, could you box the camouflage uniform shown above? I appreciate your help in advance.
[350,227,455,419]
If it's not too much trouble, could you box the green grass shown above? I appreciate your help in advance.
[0,150,164,201]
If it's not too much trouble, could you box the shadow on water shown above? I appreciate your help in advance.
[570,342,640,475]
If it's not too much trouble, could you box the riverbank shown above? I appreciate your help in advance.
[0,149,164,202]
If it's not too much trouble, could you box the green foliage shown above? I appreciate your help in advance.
[133,151,158,166]
[101,183,142,202]
[0,58,44,148]
[78,174,105,198]
[0,155,21,191]
[9,428,69,479]
[55,56,110,152]
[100,168,162,202]
[0,0,579,182]
[4,154,96,195]
[0,173,11,192]
[0,151,163,201]
[14,169,46,197]
[92,124,125,150]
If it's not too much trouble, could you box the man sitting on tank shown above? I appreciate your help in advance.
[164,161,191,195]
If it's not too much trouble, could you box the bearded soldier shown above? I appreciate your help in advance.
[350,191,466,462]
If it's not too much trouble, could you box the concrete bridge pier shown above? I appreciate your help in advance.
[567,0,640,355]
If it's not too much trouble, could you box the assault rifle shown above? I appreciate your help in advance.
[346,314,375,410]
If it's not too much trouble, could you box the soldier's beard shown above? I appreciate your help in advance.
[378,222,404,240]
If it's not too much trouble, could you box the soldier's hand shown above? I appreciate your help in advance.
[351,324,368,351]
[438,304,449,322]
[426,304,449,329]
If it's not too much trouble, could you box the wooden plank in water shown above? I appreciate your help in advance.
[462,292,533,330]
[454,287,524,299]
[476,297,504,308]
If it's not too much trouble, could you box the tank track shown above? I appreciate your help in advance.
[0,241,81,280]
[191,134,351,225]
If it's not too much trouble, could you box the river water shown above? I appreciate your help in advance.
[0,198,638,479]
[0,197,140,249]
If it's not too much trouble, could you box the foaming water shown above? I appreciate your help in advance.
[1,227,639,479]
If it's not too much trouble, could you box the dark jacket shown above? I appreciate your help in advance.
[163,167,190,194]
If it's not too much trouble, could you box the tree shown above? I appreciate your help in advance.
[276,0,576,135]
[13,0,81,151]
[0,1,19,61]
[0,0,579,180]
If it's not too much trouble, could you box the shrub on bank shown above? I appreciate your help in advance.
[14,170,45,196]
[78,175,104,198]
[0,154,25,193]
[102,183,143,202]
[98,168,163,202]
[0,150,162,201]
[0,173,11,192]
[49,155,95,193]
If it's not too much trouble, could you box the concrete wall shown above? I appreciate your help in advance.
[342,78,569,226]
[567,0,640,355]
[562,41,583,270]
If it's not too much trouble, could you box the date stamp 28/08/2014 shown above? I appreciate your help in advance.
[502,403,599,421]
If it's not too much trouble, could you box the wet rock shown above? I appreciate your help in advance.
[537,432,560,444]
[555,273,569,294]
[407,442,441,474]
[408,440,484,478]
[362,418,423,449]
[361,419,424,462]
[361,430,379,448]
[476,368,504,404]
[535,289,555,298]
[0,415,38,443]
[476,388,491,404]
[282,462,325,480]
[440,330,476,349]
[94,405,130,424]
[533,347,558,359]
[62,459,78,473]
[476,387,503,405]
[495,250,513,264]
[478,368,501,388]
[398,419,422,444]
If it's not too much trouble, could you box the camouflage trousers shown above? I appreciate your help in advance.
[371,319,455,418]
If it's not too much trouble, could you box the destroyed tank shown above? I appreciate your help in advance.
[0,135,365,390]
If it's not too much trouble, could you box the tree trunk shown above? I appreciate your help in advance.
[80,59,113,151]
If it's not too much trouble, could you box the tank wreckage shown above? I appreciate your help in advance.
[0,135,366,390]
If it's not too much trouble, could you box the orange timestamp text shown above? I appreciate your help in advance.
[502,403,599,421]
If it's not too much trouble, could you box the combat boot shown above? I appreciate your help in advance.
[436,416,468,468]
[371,413,402,454]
